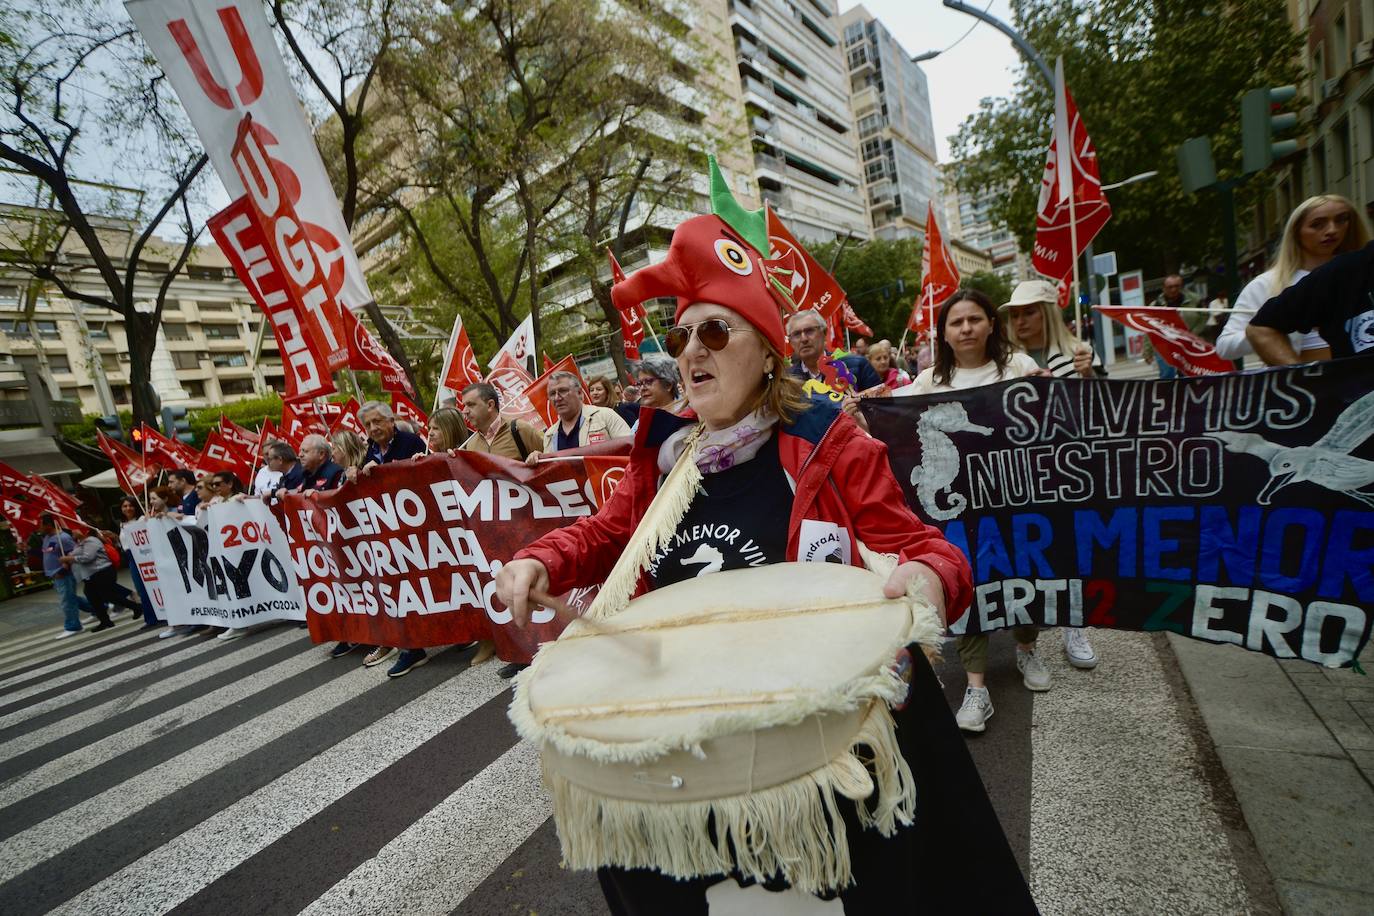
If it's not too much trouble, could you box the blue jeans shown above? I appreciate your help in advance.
[1155,355,1178,380]
[126,550,158,626]
[52,574,80,631]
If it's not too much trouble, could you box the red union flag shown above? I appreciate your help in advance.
[437,312,483,399]
[1095,306,1233,376]
[488,350,543,430]
[607,249,645,359]
[220,416,260,451]
[488,315,535,371]
[231,116,348,372]
[328,399,367,438]
[281,401,328,446]
[198,429,255,483]
[766,206,845,322]
[208,198,336,402]
[911,203,960,335]
[583,455,630,509]
[343,307,414,397]
[97,431,152,493]
[1,497,42,540]
[1032,60,1112,281]
[842,301,873,337]
[391,392,430,439]
[142,423,200,470]
[125,0,374,314]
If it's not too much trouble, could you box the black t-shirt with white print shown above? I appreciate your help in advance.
[648,432,793,589]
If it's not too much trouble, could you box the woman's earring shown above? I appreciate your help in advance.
[766,370,774,382]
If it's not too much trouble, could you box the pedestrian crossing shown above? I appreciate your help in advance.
[0,616,1269,915]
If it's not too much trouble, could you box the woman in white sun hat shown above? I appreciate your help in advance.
[1002,278,1103,378]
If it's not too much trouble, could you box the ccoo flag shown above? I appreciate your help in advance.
[1032,59,1111,280]
[910,203,960,335]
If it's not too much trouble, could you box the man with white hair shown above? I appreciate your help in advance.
[525,370,631,464]
[785,310,877,430]
[346,400,426,482]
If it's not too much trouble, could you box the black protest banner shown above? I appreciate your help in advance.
[861,357,1374,668]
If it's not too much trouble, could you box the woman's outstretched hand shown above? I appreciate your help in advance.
[495,558,551,629]
[883,560,946,627]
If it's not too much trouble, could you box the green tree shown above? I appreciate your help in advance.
[949,0,1301,279]
[810,237,923,344]
[960,270,1014,307]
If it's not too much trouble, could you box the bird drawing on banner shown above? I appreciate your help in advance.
[680,544,725,577]
[1211,389,1374,506]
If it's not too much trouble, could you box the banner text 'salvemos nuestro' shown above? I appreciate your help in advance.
[861,357,1374,668]
[277,450,621,662]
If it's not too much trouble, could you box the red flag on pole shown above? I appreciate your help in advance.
[97,431,152,493]
[1094,306,1233,375]
[142,423,200,471]
[197,429,255,484]
[391,392,430,439]
[841,302,873,337]
[1032,64,1111,281]
[437,313,484,398]
[219,416,260,451]
[766,207,845,322]
[607,250,645,360]
[487,351,543,429]
[343,307,415,398]
[910,203,960,335]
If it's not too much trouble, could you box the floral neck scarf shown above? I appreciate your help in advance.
[657,407,779,476]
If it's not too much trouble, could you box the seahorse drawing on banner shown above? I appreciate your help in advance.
[911,402,993,520]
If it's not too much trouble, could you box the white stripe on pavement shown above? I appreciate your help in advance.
[0,628,301,742]
[0,627,162,679]
[0,652,397,883]
[297,740,549,916]
[0,643,328,810]
[48,660,508,916]
[0,626,211,714]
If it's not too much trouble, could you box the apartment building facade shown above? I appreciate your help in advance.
[0,212,283,416]
[1243,0,1374,268]
[727,0,870,242]
[943,172,1034,282]
[839,5,943,241]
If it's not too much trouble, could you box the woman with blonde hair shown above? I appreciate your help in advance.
[1002,279,1102,378]
[329,430,368,472]
[866,339,911,390]
[1217,193,1370,360]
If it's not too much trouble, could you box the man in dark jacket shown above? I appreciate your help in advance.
[785,309,877,432]
[278,434,343,495]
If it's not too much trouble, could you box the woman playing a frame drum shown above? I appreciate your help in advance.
[497,174,1035,914]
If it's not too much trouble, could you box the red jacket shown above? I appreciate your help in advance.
[517,400,972,614]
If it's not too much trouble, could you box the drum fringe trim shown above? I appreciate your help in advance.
[582,427,703,623]
[511,607,941,766]
[545,701,916,895]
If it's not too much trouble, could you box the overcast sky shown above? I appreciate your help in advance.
[839,0,1022,162]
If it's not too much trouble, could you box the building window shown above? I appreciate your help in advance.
[211,353,248,368]
[47,354,71,373]
[220,378,256,395]
[0,319,17,334]
[197,300,234,312]
[183,380,205,397]
[164,323,191,341]
[172,351,201,370]
[113,386,130,404]
[35,320,60,339]
[202,324,239,340]
[60,387,80,402]
[88,324,109,340]
[101,353,121,371]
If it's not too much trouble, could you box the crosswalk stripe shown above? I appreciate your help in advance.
[0,632,309,782]
[42,655,508,916]
[0,626,151,681]
[0,626,77,656]
[0,637,331,822]
[0,628,249,729]
[0,626,158,692]
[298,741,549,916]
[0,626,300,763]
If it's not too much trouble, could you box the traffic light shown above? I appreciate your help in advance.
[129,425,144,451]
[1177,136,1218,194]
[94,414,124,443]
[1242,85,1299,174]
[162,406,192,444]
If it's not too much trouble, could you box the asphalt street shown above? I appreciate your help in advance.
[0,594,1276,915]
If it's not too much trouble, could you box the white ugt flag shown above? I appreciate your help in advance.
[487,314,535,370]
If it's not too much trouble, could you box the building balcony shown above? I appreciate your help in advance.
[851,85,880,116]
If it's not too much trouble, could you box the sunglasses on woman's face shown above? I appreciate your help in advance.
[663,318,745,358]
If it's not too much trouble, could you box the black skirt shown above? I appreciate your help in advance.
[595,646,1038,915]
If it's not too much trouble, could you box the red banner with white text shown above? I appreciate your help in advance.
[1095,306,1234,376]
[277,449,629,661]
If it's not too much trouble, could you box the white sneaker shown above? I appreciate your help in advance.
[1016,648,1052,691]
[157,627,178,639]
[216,628,246,641]
[55,628,81,640]
[955,686,993,732]
[1063,628,1098,669]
